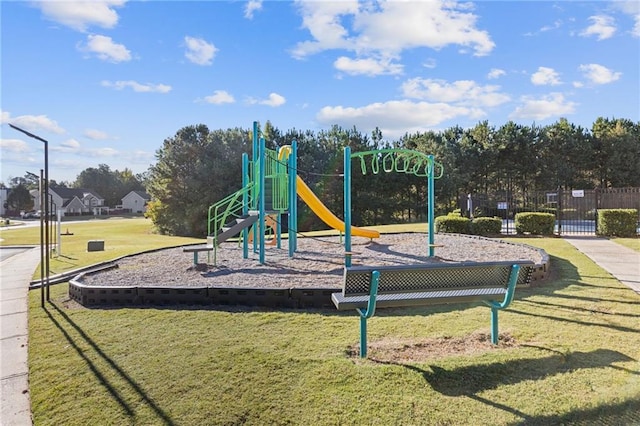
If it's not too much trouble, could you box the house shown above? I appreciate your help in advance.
[121,190,150,213]
[0,188,8,217]
[33,187,108,216]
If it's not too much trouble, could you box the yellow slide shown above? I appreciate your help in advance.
[296,176,380,239]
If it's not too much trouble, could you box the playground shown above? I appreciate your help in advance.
[77,232,546,291]
[71,122,549,309]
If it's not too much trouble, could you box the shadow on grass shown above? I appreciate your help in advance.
[45,302,176,425]
[376,348,637,424]
[519,298,640,317]
[505,397,640,425]
[508,308,640,334]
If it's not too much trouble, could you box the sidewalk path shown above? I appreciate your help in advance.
[1,246,39,426]
[563,236,640,294]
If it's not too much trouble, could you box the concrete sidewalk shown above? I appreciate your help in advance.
[563,236,640,293]
[1,246,39,426]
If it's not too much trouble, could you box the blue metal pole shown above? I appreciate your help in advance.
[359,316,368,358]
[252,121,259,253]
[357,270,380,358]
[428,154,435,257]
[259,136,266,265]
[491,308,499,344]
[344,147,352,267]
[288,142,295,257]
[291,141,298,254]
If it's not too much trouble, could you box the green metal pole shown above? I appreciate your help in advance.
[491,308,499,344]
[242,153,249,259]
[344,147,352,267]
[428,154,435,257]
[357,270,380,358]
[252,121,259,253]
[259,136,266,265]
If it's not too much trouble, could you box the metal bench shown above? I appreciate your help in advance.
[332,260,535,358]
[182,245,214,264]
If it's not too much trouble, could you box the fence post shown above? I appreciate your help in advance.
[595,187,600,234]
[557,187,563,235]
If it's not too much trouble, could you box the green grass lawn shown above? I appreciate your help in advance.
[612,237,640,252]
[8,220,640,425]
[0,217,203,279]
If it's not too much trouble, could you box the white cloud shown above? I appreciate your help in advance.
[101,80,172,93]
[4,112,65,134]
[61,139,81,149]
[578,63,622,84]
[292,0,495,69]
[487,68,506,79]
[531,67,562,86]
[422,58,437,69]
[35,0,126,32]
[84,129,109,140]
[316,100,482,138]
[184,36,217,66]
[203,90,235,104]
[580,15,617,40]
[0,138,29,153]
[248,93,286,107]
[53,139,82,153]
[334,56,403,76]
[509,93,576,121]
[609,1,640,37]
[93,147,119,157]
[401,78,510,107]
[78,34,131,62]
[244,0,263,19]
[540,20,563,33]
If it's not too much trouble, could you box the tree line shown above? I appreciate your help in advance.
[146,117,639,236]
[4,116,638,236]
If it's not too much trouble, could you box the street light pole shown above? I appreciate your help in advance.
[9,124,50,306]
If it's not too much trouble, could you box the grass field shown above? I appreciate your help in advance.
[3,219,640,425]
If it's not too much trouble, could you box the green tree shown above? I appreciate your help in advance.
[146,124,250,236]
[74,164,120,206]
[6,184,33,212]
[592,117,640,187]
[74,164,145,206]
[538,118,592,190]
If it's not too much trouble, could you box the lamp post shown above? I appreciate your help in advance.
[9,124,50,307]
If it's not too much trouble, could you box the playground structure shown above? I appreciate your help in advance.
[205,121,443,265]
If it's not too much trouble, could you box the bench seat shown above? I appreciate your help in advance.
[332,286,508,310]
[182,245,214,264]
[333,260,534,358]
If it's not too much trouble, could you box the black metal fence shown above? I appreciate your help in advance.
[461,187,640,236]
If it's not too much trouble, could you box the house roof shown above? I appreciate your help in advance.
[51,187,104,200]
[125,190,151,200]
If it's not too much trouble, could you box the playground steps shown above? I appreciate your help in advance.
[207,214,259,245]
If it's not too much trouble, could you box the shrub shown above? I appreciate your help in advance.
[514,212,555,235]
[435,214,470,234]
[597,209,638,237]
[471,217,502,236]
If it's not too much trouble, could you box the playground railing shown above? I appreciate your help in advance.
[208,184,254,238]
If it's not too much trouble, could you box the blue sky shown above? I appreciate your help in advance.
[1,0,638,184]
